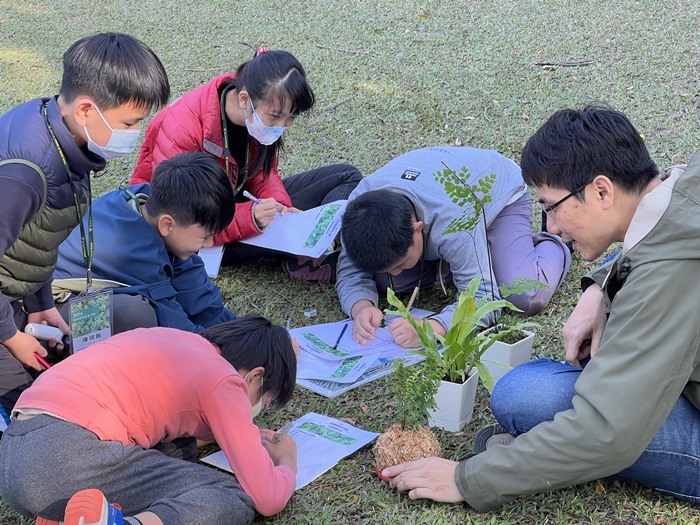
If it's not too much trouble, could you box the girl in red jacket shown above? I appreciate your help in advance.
[131,48,361,282]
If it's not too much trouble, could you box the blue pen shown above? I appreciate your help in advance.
[332,323,349,350]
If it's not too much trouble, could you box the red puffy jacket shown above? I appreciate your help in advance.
[130,73,292,245]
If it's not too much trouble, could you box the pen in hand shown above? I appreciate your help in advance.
[34,353,51,370]
[271,421,294,444]
[405,285,420,311]
[242,190,263,205]
[332,323,349,350]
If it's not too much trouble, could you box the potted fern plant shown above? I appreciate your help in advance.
[435,163,543,384]
[372,331,443,481]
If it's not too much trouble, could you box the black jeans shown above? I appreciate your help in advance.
[222,163,362,266]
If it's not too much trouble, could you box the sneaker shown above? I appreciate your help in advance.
[473,423,514,453]
[36,489,124,525]
[282,251,339,283]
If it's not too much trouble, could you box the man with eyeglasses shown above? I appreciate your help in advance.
[383,106,700,509]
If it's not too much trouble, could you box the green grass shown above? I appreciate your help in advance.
[2,0,700,523]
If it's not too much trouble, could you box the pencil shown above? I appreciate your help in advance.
[271,421,294,444]
[406,285,420,311]
[332,323,349,350]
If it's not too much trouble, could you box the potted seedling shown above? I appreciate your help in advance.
[435,164,544,383]
[478,278,545,382]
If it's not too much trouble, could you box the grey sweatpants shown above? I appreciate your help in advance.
[374,193,571,316]
[0,415,256,525]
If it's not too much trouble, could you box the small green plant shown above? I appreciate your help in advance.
[388,349,443,430]
[387,275,529,395]
[382,165,546,430]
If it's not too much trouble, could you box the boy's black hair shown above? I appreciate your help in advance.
[521,105,659,196]
[148,151,235,233]
[229,49,315,179]
[201,315,297,407]
[341,189,415,273]
[60,32,170,111]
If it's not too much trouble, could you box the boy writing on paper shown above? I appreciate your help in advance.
[336,146,571,348]
[0,315,298,525]
[54,151,237,333]
[0,33,170,426]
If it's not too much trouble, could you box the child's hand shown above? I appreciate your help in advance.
[388,318,420,348]
[4,330,48,371]
[350,301,383,345]
[252,198,279,228]
[260,428,298,473]
[27,307,70,352]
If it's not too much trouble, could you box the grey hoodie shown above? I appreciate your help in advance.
[335,146,526,329]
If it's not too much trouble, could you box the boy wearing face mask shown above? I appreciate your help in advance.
[0,315,298,525]
[0,32,170,426]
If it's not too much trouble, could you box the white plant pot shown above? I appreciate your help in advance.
[481,326,535,382]
[428,368,479,432]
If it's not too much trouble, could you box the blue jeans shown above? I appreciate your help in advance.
[491,358,700,504]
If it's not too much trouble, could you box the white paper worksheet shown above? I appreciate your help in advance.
[200,412,378,490]
[239,200,347,258]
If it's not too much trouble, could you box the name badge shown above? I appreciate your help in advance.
[69,290,113,352]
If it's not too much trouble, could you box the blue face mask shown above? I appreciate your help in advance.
[244,100,286,146]
[84,104,141,159]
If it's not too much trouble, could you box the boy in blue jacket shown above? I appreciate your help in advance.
[55,152,237,333]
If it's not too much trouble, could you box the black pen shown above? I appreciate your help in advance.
[332,323,349,350]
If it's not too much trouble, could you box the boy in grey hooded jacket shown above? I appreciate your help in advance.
[336,146,570,348]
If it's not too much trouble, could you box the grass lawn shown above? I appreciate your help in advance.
[2,1,700,523]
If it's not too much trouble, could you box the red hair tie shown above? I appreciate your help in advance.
[255,46,269,57]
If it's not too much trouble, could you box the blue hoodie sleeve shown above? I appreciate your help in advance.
[171,254,236,328]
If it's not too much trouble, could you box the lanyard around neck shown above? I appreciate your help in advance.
[388,253,425,309]
[219,84,247,195]
[43,103,94,290]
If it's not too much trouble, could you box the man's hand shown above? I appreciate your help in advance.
[350,300,383,345]
[3,330,48,371]
[384,457,464,503]
[562,284,607,367]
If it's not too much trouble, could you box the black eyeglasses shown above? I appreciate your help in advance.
[542,182,590,217]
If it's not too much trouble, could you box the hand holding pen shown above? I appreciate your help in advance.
[243,190,301,229]
[271,421,294,444]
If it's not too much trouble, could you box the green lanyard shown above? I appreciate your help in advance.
[42,103,94,291]
[219,84,247,195]
[387,254,425,308]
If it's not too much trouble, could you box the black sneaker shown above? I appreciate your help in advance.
[282,251,339,283]
[473,423,514,453]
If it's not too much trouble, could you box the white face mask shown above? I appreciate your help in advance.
[84,104,141,159]
[247,374,264,419]
[244,100,286,146]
